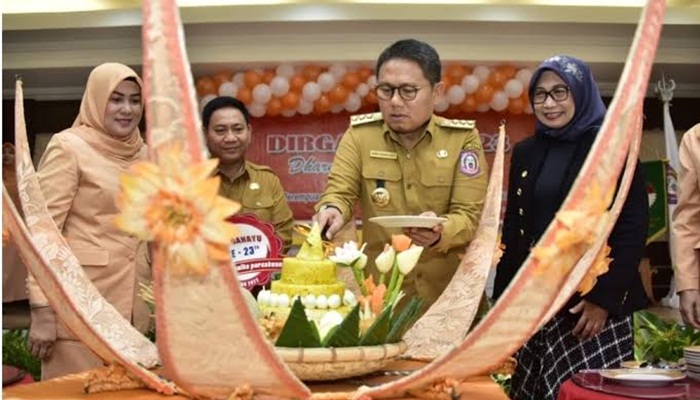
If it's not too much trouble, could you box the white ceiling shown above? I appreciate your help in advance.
[3,2,700,100]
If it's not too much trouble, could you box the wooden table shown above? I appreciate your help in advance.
[3,361,508,399]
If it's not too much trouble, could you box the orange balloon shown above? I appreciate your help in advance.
[475,84,495,104]
[357,67,373,82]
[302,65,324,82]
[341,72,361,90]
[507,97,525,115]
[328,85,349,104]
[281,91,301,110]
[446,64,467,85]
[289,74,306,92]
[214,71,232,86]
[364,90,378,105]
[236,87,252,104]
[262,70,275,84]
[488,71,507,89]
[267,97,282,117]
[196,76,217,97]
[446,104,462,118]
[314,94,332,115]
[498,65,518,79]
[244,70,263,89]
[461,95,478,113]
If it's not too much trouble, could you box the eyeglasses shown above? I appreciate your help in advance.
[532,86,570,104]
[374,84,423,101]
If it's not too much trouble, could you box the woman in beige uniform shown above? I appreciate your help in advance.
[28,63,152,380]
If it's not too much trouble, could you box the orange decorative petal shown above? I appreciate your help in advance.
[391,234,412,252]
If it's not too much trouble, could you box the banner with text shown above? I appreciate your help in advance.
[246,111,536,220]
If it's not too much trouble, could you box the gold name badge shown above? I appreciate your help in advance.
[370,150,398,160]
[371,187,391,208]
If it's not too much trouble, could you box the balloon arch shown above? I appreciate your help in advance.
[195,63,535,118]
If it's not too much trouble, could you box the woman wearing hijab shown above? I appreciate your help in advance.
[492,55,649,400]
[27,63,152,380]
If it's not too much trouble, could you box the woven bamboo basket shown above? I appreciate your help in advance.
[275,341,407,381]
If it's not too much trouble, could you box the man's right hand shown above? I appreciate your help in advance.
[679,290,700,329]
[314,206,344,240]
[28,306,57,360]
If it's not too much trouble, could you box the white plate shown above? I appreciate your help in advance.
[599,369,686,387]
[368,215,447,229]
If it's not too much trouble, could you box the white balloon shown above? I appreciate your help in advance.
[199,94,217,111]
[302,81,322,102]
[473,66,491,83]
[248,102,267,118]
[218,81,237,97]
[366,75,377,87]
[516,68,534,87]
[275,63,295,78]
[461,75,480,94]
[252,83,272,104]
[490,91,509,112]
[331,104,345,113]
[328,64,347,81]
[344,93,362,113]
[355,82,370,97]
[504,79,524,98]
[446,85,466,105]
[317,72,336,92]
[297,100,314,115]
[435,96,449,112]
[270,76,290,97]
[476,103,490,113]
[281,109,296,118]
[232,72,245,87]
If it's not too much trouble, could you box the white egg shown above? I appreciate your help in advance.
[269,293,279,308]
[304,294,316,309]
[316,295,328,309]
[343,290,357,306]
[319,310,344,331]
[328,294,341,309]
[277,294,290,308]
[257,290,270,306]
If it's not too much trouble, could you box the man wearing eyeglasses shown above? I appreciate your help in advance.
[315,38,488,309]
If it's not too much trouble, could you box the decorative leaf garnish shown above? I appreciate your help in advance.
[387,297,424,343]
[360,306,392,346]
[322,304,361,347]
[275,298,321,348]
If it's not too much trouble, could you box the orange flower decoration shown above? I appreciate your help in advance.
[115,143,240,277]
[359,277,387,316]
[391,234,412,252]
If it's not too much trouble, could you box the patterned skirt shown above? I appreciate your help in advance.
[510,313,633,400]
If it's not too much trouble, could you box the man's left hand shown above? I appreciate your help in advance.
[403,211,443,247]
[569,300,608,341]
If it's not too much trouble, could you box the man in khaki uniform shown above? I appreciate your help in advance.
[315,39,488,307]
[203,96,294,252]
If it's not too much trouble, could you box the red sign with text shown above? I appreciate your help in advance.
[246,111,535,220]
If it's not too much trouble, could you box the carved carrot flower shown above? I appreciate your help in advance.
[115,143,240,277]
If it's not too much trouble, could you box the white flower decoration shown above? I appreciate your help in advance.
[329,241,367,266]
[396,245,424,275]
[374,244,396,274]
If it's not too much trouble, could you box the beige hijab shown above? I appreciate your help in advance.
[71,63,145,161]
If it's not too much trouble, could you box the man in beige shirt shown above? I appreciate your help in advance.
[674,123,700,328]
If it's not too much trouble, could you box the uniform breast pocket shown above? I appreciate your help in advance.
[418,166,454,212]
[362,159,402,214]
[69,242,111,282]
[241,195,275,221]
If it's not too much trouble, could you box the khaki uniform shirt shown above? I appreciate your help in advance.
[674,124,700,292]
[218,161,294,251]
[317,113,488,307]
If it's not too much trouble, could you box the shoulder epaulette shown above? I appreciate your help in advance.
[350,112,383,126]
[437,118,475,130]
[246,162,273,172]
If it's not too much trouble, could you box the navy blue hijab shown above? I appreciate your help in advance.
[529,55,607,142]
